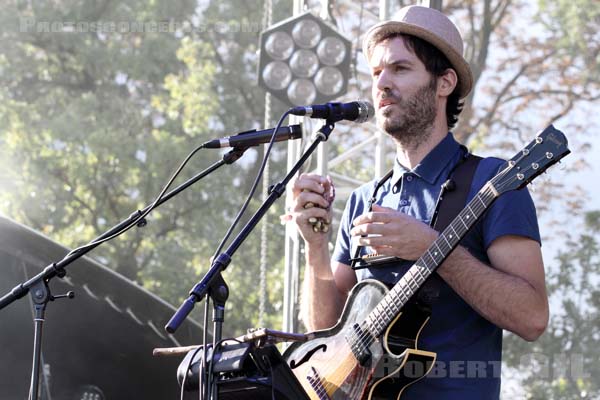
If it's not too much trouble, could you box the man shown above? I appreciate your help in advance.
[289,5,548,399]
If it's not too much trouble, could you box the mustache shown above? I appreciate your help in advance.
[379,90,401,102]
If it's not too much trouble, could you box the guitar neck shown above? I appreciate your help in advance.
[364,182,499,338]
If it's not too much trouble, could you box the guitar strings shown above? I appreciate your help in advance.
[347,164,533,353]
[316,184,499,395]
[356,184,498,340]
[309,165,536,397]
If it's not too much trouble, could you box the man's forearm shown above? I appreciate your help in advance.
[300,243,345,331]
[438,246,548,341]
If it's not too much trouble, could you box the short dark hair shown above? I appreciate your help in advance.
[379,33,464,129]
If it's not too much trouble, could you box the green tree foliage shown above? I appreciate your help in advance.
[0,0,202,282]
[539,0,600,77]
[503,211,600,399]
[0,0,290,336]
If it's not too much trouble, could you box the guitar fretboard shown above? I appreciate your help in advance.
[363,182,498,339]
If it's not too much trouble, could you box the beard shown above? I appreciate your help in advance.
[377,76,438,149]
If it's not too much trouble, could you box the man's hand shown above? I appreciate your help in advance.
[350,204,438,260]
[285,173,335,245]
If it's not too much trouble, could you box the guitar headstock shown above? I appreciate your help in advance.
[492,125,570,194]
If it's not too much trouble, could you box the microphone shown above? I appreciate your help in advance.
[290,100,375,123]
[202,124,302,149]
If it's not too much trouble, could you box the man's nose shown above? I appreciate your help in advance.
[375,68,392,92]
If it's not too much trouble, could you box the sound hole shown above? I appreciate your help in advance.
[289,344,327,369]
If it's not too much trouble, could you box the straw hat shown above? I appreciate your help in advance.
[362,5,473,98]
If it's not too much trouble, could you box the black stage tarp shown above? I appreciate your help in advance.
[0,216,203,399]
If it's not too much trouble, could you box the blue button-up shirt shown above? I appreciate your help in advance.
[332,132,540,399]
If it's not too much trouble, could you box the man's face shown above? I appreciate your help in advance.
[369,37,438,145]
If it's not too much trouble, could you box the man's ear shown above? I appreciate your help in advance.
[438,68,458,97]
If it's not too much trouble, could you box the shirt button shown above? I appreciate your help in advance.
[406,175,413,182]
[400,199,408,206]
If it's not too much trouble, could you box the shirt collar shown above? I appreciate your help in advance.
[391,132,463,186]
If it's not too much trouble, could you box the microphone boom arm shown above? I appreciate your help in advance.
[0,146,249,310]
[166,119,337,333]
[0,144,253,400]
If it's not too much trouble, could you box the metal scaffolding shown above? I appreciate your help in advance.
[281,0,443,333]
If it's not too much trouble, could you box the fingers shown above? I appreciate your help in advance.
[285,203,331,238]
[294,190,330,210]
[349,205,437,261]
[369,245,391,254]
[352,203,409,227]
[350,222,386,237]
[286,173,335,239]
[293,206,330,224]
[354,235,388,247]
[297,204,332,233]
[352,210,394,226]
[322,175,336,204]
[371,204,395,212]
[292,173,327,196]
[350,205,403,243]
[280,206,329,227]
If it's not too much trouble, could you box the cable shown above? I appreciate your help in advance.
[205,338,244,399]
[180,344,204,400]
[211,110,292,260]
[200,301,210,400]
[62,142,208,259]
[260,354,276,400]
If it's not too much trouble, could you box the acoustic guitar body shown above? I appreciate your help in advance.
[284,280,436,400]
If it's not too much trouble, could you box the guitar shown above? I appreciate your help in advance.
[284,125,570,399]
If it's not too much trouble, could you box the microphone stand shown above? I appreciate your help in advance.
[166,119,337,399]
[0,146,250,400]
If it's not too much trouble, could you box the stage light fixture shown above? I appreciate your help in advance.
[258,12,351,107]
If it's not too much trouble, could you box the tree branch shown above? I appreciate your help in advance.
[138,249,156,271]
[472,62,530,134]
[491,0,511,31]
[503,89,600,104]
[207,33,262,120]
[472,0,492,84]
[50,166,101,232]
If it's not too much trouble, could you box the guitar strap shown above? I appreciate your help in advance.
[349,148,482,305]
[433,152,482,231]
[418,150,482,304]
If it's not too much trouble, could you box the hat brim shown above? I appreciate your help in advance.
[363,21,473,99]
